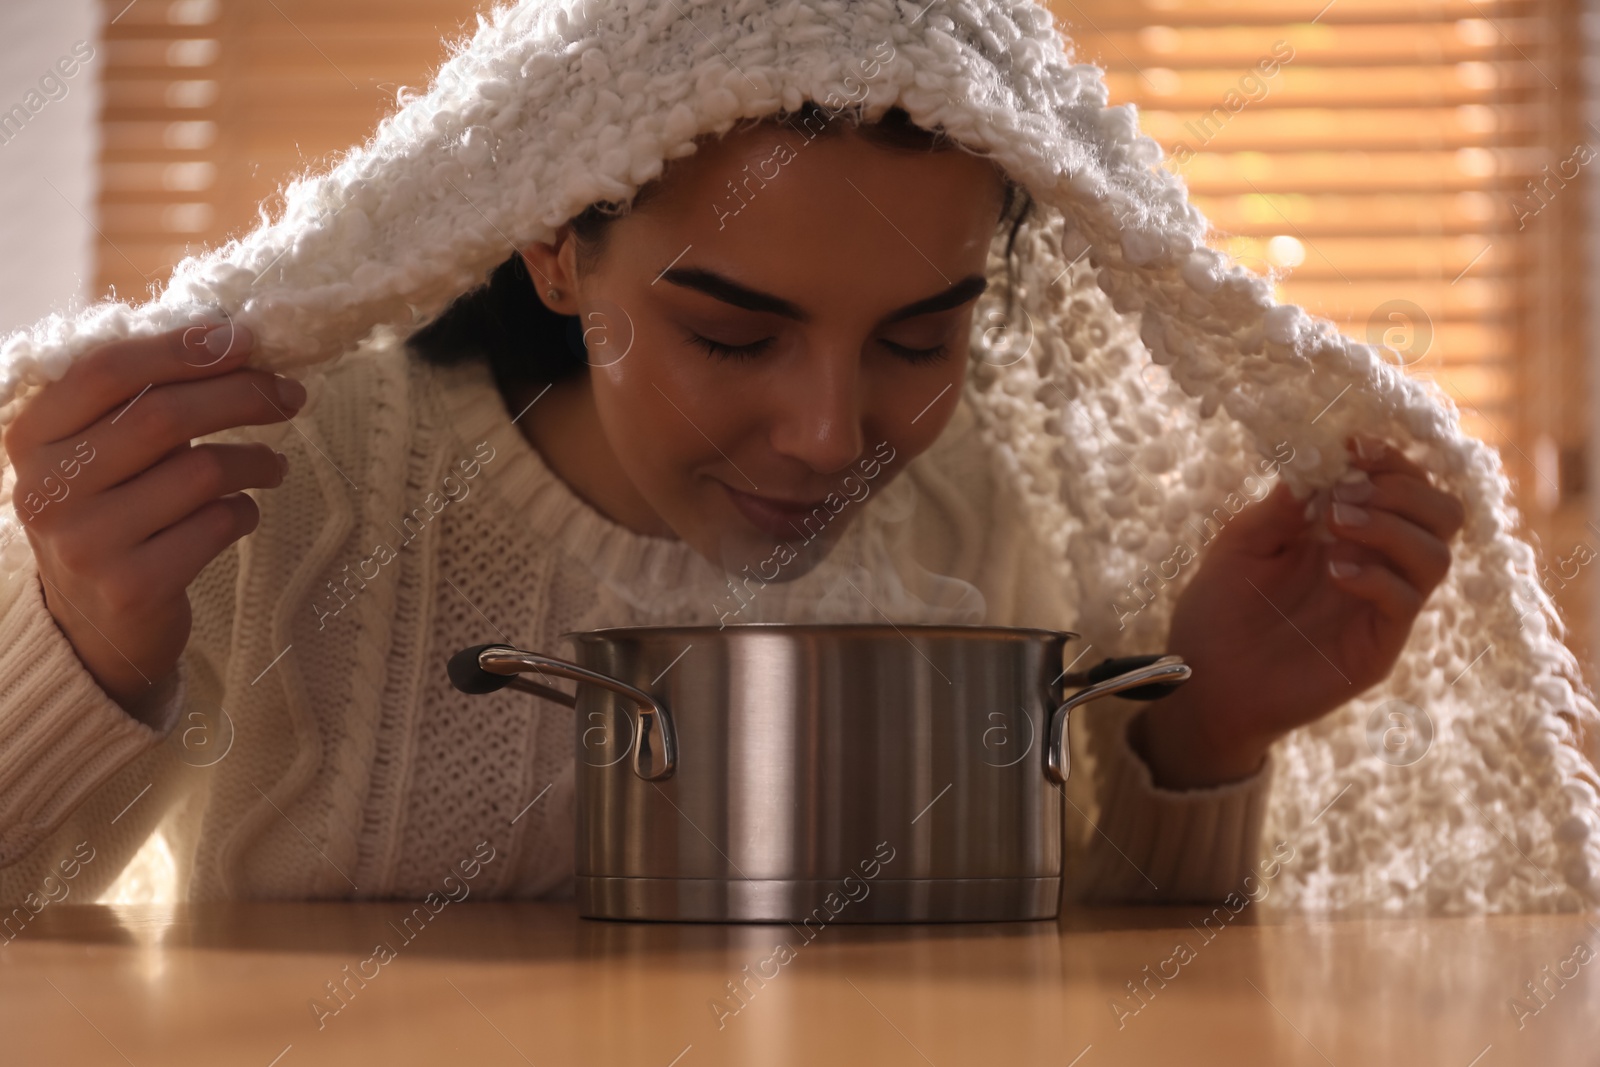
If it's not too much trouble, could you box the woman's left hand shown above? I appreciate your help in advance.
[1131,433,1467,789]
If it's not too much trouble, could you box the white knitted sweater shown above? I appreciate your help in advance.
[0,0,1595,913]
[0,340,1271,902]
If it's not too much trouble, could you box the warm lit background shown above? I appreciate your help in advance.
[4,0,1596,679]
[1055,0,1597,687]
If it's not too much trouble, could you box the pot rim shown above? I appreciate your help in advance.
[563,621,1080,643]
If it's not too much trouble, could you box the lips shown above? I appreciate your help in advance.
[721,482,829,540]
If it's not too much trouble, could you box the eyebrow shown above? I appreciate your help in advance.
[656,266,989,326]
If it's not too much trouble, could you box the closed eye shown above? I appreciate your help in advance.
[684,332,950,365]
[881,339,950,364]
[684,332,773,361]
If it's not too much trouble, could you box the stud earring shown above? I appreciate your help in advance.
[547,288,560,300]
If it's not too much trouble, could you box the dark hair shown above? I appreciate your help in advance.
[406,102,1034,392]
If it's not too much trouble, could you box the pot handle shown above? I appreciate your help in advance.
[447,643,678,781]
[1044,654,1190,785]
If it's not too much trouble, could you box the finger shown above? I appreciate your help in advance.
[1212,478,1311,555]
[7,460,86,529]
[13,439,176,533]
[1331,469,1466,543]
[1327,499,1452,593]
[1325,553,1424,622]
[4,319,255,451]
[88,443,286,549]
[123,491,261,595]
[1345,434,1434,484]
[44,370,304,497]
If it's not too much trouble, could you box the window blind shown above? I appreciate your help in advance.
[1053,0,1593,669]
[95,0,488,303]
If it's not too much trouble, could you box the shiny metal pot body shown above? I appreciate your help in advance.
[449,624,1187,923]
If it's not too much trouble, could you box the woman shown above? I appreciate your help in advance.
[0,0,1589,912]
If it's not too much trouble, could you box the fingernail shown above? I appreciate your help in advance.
[1303,493,1322,522]
[275,376,307,410]
[1354,435,1384,461]
[275,451,289,478]
[1328,559,1361,579]
[1331,501,1370,526]
[1332,476,1374,504]
[205,323,252,358]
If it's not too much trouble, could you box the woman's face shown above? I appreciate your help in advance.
[520,118,1009,580]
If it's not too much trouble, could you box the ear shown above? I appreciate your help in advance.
[518,225,581,316]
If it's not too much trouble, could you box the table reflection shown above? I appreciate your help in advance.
[1,901,1596,1065]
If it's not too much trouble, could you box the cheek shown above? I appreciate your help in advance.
[591,341,737,480]
[592,363,667,469]
[874,351,968,458]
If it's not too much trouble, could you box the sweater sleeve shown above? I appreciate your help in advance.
[1067,695,1275,903]
[0,558,184,867]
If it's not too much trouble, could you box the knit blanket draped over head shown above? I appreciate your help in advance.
[0,0,1595,914]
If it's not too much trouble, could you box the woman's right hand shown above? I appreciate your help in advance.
[1,320,304,724]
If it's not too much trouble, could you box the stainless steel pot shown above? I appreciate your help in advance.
[448,624,1188,923]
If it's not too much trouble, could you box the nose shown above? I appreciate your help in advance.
[767,347,866,476]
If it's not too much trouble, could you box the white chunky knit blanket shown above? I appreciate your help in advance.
[0,0,1595,913]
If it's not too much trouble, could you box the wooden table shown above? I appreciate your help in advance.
[1,900,1596,1065]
